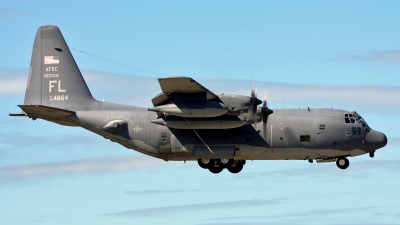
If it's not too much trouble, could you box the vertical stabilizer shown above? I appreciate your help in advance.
[24,25,94,110]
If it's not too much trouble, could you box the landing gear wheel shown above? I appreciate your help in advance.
[227,161,244,173]
[208,159,224,174]
[198,159,210,169]
[369,151,375,158]
[220,159,234,168]
[336,157,349,169]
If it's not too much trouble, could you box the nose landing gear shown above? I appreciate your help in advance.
[369,151,375,158]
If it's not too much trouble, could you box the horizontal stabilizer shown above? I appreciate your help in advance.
[18,105,76,126]
[19,105,75,117]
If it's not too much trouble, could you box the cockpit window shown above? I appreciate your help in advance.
[345,112,370,129]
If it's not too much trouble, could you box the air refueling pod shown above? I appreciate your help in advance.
[150,114,247,129]
[148,101,228,118]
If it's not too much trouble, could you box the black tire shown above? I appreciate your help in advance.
[336,157,349,169]
[220,159,234,168]
[227,161,244,173]
[369,152,375,158]
[198,159,210,169]
[208,159,224,174]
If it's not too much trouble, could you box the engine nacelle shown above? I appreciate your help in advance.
[217,94,261,114]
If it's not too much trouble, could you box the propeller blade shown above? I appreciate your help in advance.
[261,88,274,139]
[263,89,267,139]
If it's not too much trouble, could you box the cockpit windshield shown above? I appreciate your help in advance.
[344,112,370,129]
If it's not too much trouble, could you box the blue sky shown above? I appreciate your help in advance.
[1,1,400,224]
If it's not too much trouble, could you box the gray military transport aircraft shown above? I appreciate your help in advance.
[10,25,387,174]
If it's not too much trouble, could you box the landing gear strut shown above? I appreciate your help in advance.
[336,157,349,169]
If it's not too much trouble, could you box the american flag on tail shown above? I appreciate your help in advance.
[44,56,59,64]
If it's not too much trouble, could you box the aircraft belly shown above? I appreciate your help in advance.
[243,148,366,160]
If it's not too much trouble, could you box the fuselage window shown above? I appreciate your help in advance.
[300,135,310,142]
[319,124,325,130]
[161,132,167,142]
[352,127,361,135]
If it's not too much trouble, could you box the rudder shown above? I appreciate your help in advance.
[24,25,94,110]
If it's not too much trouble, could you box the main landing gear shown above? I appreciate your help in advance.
[198,159,245,174]
[336,157,349,169]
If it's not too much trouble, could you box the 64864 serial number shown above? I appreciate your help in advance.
[50,95,68,101]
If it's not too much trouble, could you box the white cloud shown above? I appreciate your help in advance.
[2,68,399,113]
[260,159,400,179]
[0,155,169,178]
[0,9,40,23]
[201,79,400,114]
[337,50,400,64]
[389,137,400,147]
[83,70,400,113]
[109,199,280,217]
[0,68,27,95]
[125,189,198,195]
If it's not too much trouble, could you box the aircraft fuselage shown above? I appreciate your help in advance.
[61,102,386,163]
[11,25,387,174]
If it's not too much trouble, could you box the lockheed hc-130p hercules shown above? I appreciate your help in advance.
[10,26,387,173]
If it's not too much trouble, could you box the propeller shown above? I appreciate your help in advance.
[261,89,273,139]
[249,82,261,125]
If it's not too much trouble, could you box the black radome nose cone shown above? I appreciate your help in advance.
[366,130,387,149]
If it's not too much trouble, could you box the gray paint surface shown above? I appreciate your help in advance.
[12,25,387,172]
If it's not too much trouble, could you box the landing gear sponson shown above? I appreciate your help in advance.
[198,159,245,174]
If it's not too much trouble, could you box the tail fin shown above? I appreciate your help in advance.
[24,25,95,110]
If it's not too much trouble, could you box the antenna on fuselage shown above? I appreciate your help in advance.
[182,117,214,154]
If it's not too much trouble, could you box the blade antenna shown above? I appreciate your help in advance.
[183,117,214,154]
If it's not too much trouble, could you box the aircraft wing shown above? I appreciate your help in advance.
[149,76,263,128]
[152,76,218,107]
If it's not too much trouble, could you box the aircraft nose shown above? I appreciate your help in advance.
[366,130,387,150]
